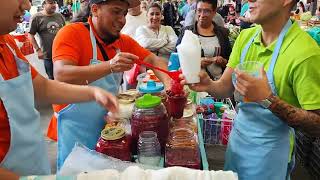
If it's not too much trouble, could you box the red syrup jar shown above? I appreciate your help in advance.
[165,127,201,169]
[95,126,132,161]
[131,94,168,154]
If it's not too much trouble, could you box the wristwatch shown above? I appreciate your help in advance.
[258,94,274,108]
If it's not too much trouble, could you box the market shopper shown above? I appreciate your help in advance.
[176,0,231,81]
[50,0,171,169]
[0,0,118,179]
[28,0,65,79]
[121,4,148,90]
[121,4,147,39]
[182,0,320,179]
[135,2,178,59]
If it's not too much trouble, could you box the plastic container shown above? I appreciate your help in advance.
[138,80,166,103]
[95,127,131,161]
[168,52,180,71]
[220,110,236,145]
[165,128,200,169]
[131,94,168,154]
[198,98,236,145]
[137,131,161,166]
[166,88,187,119]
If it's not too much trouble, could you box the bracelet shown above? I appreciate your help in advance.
[109,60,114,73]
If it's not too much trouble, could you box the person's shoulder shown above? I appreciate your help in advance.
[3,34,18,47]
[59,22,87,34]
[119,34,136,43]
[285,23,320,61]
[54,12,65,18]
[30,12,44,21]
[136,25,149,32]
[55,22,88,40]
[183,24,195,32]
[237,25,260,41]
[161,25,174,31]
[33,12,44,17]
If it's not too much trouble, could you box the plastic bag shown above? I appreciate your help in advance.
[58,143,160,176]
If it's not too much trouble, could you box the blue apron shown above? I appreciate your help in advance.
[57,26,122,170]
[0,45,51,175]
[224,20,295,180]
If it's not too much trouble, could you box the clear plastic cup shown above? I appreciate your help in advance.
[233,61,263,102]
[236,61,263,77]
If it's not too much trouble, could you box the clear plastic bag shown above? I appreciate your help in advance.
[58,143,160,176]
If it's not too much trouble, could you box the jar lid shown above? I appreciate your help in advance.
[138,80,164,93]
[101,126,125,140]
[135,94,161,109]
[117,93,135,104]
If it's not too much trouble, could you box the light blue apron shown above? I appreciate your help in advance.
[57,26,122,170]
[224,20,295,180]
[0,45,51,175]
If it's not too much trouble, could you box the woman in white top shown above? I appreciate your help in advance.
[135,2,178,60]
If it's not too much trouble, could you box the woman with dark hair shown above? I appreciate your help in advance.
[176,0,231,80]
[135,2,178,59]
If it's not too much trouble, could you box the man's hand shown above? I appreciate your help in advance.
[180,71,213,92]
[92,87,119,113]
[234,67,272,102]
[109,52,138,73]
[37,48,44,59]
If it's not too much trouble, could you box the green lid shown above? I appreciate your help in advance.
[135,94,161,109]
[101,126,125,140]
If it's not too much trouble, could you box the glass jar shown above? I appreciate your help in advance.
[137,131,161,166]
[138,80,167,104]
[95,126,131,161]
[131,94,168,154]
[165,128,200,169]
[117,93,136,120]
[105,112,131,135]
[171,115,197,133]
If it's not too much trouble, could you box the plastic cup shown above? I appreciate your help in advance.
[168,53,181,72]
[233,61,263,102]
[166,92,187,119]
[236,61,263,77]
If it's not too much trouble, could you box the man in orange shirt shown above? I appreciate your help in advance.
[0,0,118,179]
[50,0,172,169]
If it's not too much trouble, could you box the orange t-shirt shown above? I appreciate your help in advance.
[0,34,38,162]
[48,17,151,141]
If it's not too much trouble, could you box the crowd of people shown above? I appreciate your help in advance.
[0,0,319,179]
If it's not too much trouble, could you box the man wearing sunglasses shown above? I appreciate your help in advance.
[184,0,320,179]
